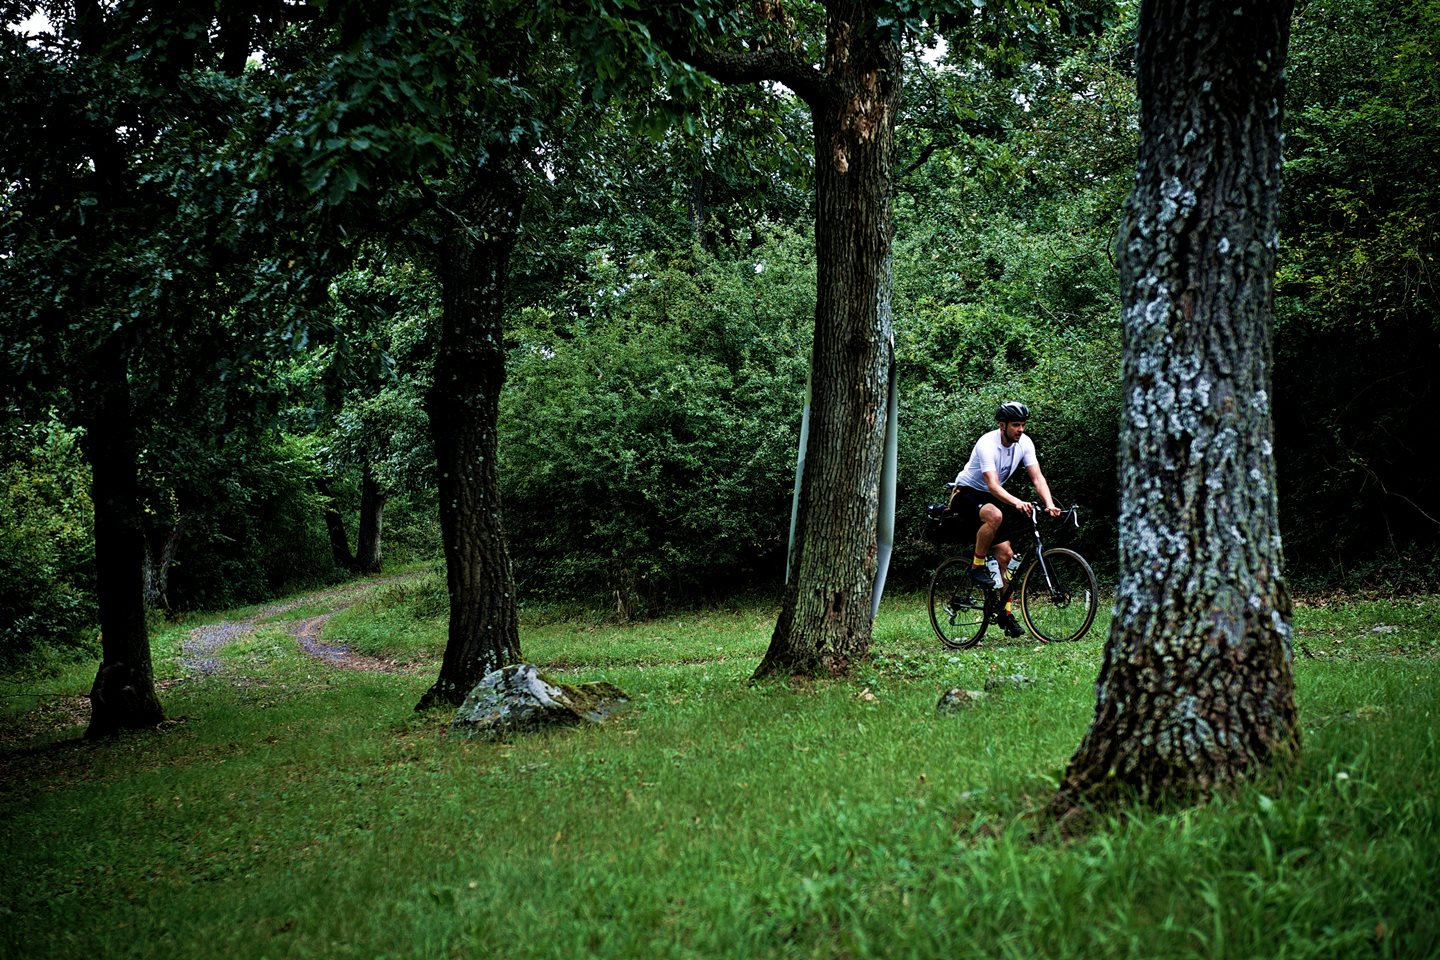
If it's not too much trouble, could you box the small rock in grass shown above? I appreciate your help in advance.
[936,688,986,712]
[984,674,1036,691]
[452,663,629,741]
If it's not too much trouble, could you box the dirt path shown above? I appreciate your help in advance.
[177,573,424,676]
[1,575,423,751]
[292,613,408,672]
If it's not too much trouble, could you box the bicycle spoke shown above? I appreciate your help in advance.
[1019,548,1098,643]
[928,558,988,649]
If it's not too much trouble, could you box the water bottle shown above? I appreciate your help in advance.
[984,556,1003,589]
[1006,555,1022,579]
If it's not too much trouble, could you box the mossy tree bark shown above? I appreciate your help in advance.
[1054,0,1299,809]
[416,160,525,711]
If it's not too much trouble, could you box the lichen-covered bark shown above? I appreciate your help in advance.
[753,4,900,678]
[416,162,524,711]
[1055,0,1299,807]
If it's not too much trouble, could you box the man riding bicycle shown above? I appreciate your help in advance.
[948,401,1062,637]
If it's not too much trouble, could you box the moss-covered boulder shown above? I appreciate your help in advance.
[451,663,630,740]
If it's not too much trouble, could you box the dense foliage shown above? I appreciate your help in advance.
[2,0,1435,667]
[0,417,96,666]
[501,231,814,612]
[1272,0,1440,587]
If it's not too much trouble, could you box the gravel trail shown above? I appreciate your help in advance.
[177,573,421,676]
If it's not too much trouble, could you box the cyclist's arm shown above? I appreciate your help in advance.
[1026,464,1062,517]
[982,470,1033,515]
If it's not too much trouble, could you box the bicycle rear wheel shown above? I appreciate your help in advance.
[928,557,989,649]
[1019,548,1098,643]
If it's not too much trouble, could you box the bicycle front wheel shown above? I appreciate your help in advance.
[1019,548,1098,643]
[928,557,989,649]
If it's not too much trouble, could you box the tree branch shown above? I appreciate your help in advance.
[679,45,827,108]
[897,139,945,180]
[1355,457,1440,529]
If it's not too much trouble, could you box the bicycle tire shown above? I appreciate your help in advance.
[928,557,989,649]
[1018,547,1098,643]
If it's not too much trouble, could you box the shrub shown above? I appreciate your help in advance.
[500,231,813,614]
[0,416,98,667]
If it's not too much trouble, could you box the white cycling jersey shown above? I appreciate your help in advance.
[953,429,1037,492]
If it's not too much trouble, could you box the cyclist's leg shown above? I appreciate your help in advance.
[990,539,1025,637]
[974,503,1002,562]
[992,539,1015,582]
[948,488,996,585]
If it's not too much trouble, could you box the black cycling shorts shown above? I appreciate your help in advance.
[947,487,1029,549]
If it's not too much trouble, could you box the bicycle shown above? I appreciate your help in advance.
[927,502,1098,649]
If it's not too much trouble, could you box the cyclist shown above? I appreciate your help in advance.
[949,401,1062,637]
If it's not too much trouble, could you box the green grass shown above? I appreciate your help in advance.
[2,582,1437,960]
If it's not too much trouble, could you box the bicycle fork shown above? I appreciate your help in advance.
[1032,549,1068,604]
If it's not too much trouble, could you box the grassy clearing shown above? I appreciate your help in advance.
[2,582,1436,960]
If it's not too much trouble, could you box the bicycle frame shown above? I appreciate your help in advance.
[927,499,1094,649]
[994,503,1079,605]
[1028,504,1080,596]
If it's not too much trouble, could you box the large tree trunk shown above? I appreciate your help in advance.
[753,6,900,679]
[354,462,385,575]
[415,164,524,711]
[84,349,165,738]
[1054,0,1298,810]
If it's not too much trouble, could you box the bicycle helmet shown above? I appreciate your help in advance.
[994,401,1030,422]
